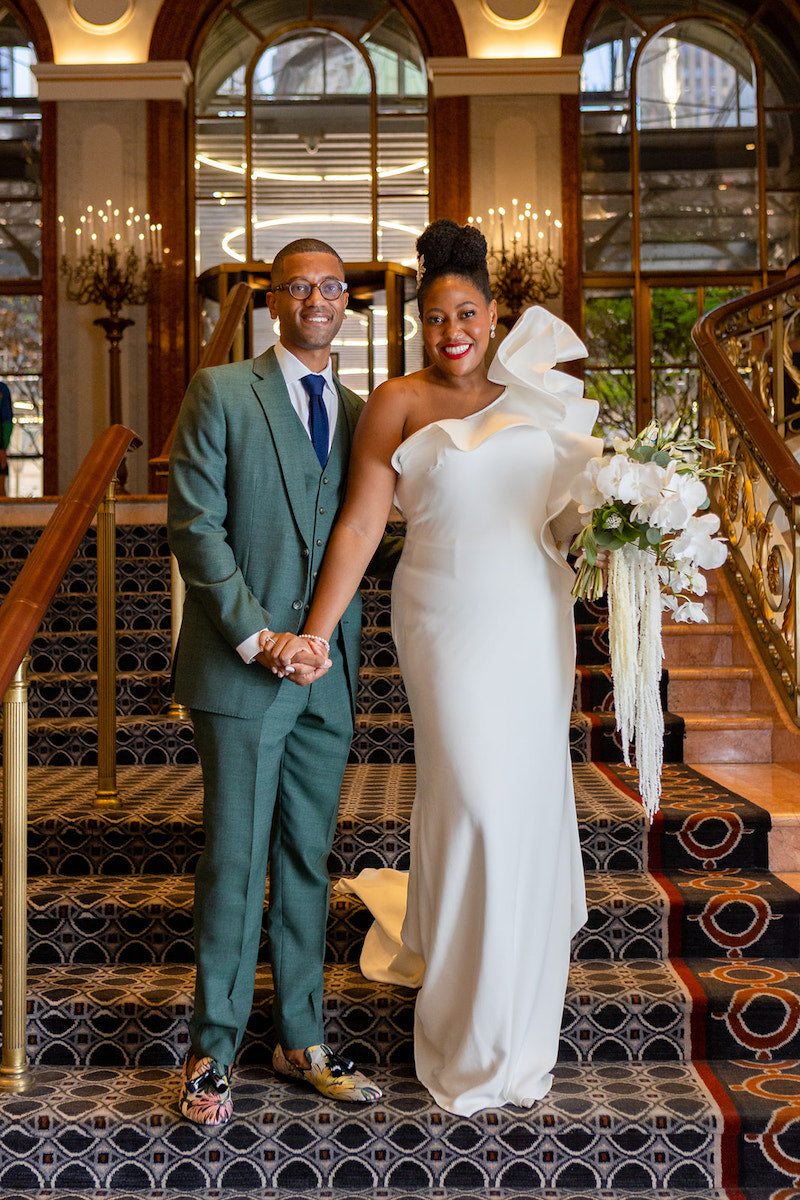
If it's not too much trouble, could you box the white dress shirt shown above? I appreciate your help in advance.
[236,343,339,664]
[273,341,338,452]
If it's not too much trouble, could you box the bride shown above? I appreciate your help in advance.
[265,218,602,1115]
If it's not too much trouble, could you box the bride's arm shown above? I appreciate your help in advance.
[266,382,407,670]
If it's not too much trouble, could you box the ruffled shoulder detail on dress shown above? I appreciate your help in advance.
[487,307,603,565]
[486,305,589,430]
[392,306,601,476]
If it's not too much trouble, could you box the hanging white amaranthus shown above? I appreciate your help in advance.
[570,419,728,820]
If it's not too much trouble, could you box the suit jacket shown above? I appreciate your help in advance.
[167,347,365,719]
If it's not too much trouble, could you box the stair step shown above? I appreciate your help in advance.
[666,666,753,712]
[0,1191,750,1200]
[26,668,406,720]
[28,670,173,718]
[24,860,797,968]
[18,763,649,877]
[680,712,773,763]
[661,624,734,666]
[0,1060,742,1191]
[23,870,672,967]
[681,713,773,730]
[7,958,755,1067]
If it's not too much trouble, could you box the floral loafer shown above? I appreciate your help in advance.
[179,1053,233,1125]
[273,1043,382,1102]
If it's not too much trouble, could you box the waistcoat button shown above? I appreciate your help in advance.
[301,548,309,558]
[318,507,325,514]
[316,538,323,546]
[292,600,302,610]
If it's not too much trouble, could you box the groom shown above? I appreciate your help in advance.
[168,238,390,1125]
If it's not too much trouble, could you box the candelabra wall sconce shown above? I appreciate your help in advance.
[470,200,563,328]
[58,203,162,490]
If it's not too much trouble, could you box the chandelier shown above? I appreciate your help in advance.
[470,200,563,326]
[58,203,163,490]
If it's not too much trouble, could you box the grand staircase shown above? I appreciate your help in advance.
[1,516,799,1198]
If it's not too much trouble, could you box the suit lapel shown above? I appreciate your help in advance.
[335,380,363,455]
[251,348,314,540]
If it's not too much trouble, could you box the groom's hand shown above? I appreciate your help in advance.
[256,631,331,685]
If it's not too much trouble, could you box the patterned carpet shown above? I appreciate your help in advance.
[1,523,799,1198]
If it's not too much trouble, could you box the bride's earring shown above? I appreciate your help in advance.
[490,325,496,339]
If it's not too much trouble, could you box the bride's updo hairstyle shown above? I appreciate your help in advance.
[415,219,492,313]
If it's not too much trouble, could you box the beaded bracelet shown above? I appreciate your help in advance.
[299,633,331,653]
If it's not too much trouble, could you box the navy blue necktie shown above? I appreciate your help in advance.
[301,373,329,468]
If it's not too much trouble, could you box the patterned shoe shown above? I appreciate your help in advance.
[273,1043,382,1102]
[179,1054,233,1125]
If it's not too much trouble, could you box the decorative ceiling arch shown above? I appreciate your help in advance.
[3,0,54,61]
[562,0,800,56]
[149,0,467,63]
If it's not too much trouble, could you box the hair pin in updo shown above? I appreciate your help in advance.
[416,254,425,286]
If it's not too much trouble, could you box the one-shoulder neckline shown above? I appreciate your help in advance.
[393,388,508,459]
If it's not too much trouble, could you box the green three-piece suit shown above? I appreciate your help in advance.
[168,347,368,1066]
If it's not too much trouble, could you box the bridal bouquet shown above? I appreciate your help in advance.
[569,419,728,820]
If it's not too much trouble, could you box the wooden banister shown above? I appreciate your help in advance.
[150,281,253,477]
[0,424,141,699]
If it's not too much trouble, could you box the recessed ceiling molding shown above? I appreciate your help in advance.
[33,62,193,102]
[479,1,547,30]
[68,0,134,37]
[427,56,582,96]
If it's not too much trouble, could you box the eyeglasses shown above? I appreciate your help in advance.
[272,278,348,301]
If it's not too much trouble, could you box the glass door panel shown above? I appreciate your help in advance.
[0,292,42,495]
[583,288,635,439]
[636,20,758,272]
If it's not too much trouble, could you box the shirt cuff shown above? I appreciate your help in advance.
[237,628,270,664]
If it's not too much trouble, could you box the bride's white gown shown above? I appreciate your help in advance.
[337,308,602,1116]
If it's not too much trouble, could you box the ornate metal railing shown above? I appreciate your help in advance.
[693,274,800,722]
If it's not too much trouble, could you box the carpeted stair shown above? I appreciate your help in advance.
[0,521,799,1198]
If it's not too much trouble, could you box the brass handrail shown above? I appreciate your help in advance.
[0,422,141,1092]
[693,274,800,720]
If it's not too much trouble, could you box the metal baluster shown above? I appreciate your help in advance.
[1,655,33,1092]
[95,477,119,807]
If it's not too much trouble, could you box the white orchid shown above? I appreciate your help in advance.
[670,512,728,570]
[672,599,709,623]
[571,456,606,509]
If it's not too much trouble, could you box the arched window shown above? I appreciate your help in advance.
[0,6,41,495]
[577,2,800,439]
[194,2,429,272]
[193,1,429,394]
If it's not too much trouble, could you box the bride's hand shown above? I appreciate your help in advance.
[256,631,331,685]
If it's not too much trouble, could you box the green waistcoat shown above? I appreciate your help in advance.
[168,348,364,719]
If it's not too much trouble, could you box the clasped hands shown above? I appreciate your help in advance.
[256,629,332,685]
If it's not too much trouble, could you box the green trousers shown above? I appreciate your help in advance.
[188,654,353,1066]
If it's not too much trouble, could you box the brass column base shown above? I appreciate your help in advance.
[0,1062,34,1093]
[94,789,121,809]
[168,699,190,720]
